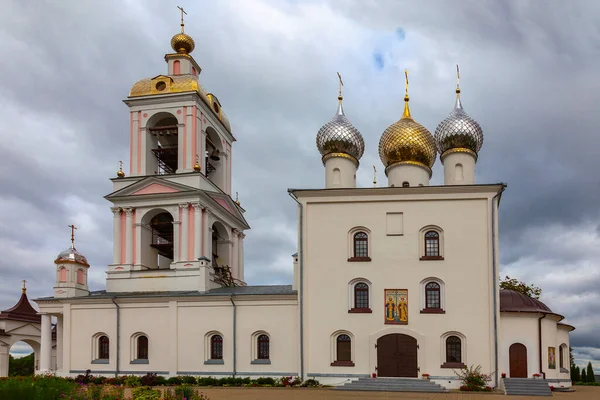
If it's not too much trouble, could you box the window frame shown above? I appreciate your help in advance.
[251,331,271,364]
[210,335,223,360]
[330,331,355,367]
[204,331,225,365]
[440,332,466,368]
[347,227,371,262]
[420,278,446,314]
[419,225,444,261]
[348,278,372,313]
[91,333,110,364]
[130,332,149,364]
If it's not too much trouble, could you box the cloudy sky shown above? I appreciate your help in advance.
[1,0,598,370]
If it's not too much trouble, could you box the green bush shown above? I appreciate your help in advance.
[256,377,275,385]
[132,386,161,400]
[454,365,493,391]
[181,375,197,385]
[166,377,182,386]
[124,375,142,387]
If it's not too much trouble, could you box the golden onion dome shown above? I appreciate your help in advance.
[378,95,437,171]
[171,32,195,54]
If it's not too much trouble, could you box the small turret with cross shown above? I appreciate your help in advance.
[53,225,91,298]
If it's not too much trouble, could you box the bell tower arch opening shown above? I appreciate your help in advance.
[145,112,179,175]
[141,208,175,269]
[205,127,226,191]
[211,221,230,269]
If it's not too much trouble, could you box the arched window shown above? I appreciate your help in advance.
[211,335,223,360]
[446,336,461,363]
[59,267,67,282]
[559,346,564,369]
[402,181,410,187]
[77,269,85,285]
[441,332,466,368]
[99,336,110,359]
[173,60,181,75]
[425,282,441,309]
[353,232,368,258]
[354,283,369,309]
[257,335,269,360]
[425,231,440,257]
[419,226,444,260]
[137,336,148,360]
[331,333,354,366]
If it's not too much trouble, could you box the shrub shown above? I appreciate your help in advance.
[140,373,160,386]
[454,364,494,392]
[124,375,142,387]
[166,377,182,386]
[197,377,219,386]
[102,385,126,400]
[300,378,321,387]
[175,384,196,398]
[132,386,161,400]
[256,377,275,385]
[180,375,197,385]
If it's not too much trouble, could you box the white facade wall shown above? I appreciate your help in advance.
[56,297,298,378]
[298,190,499,386]
[499,313,540,378]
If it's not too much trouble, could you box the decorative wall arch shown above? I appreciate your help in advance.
[204,331,224,363]
[250,331,271,363]
[130,332,149,363]
[91,332,110,362]
[369,326,426,376]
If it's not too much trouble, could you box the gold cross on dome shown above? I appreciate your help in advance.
[404,69,409,97]
[22,280,27,292]
[456,64,461,93]
[68,224,77,247]
[337,71,344,98]
[177,6,187,32]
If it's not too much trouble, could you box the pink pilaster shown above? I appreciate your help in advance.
[129,112,134,174]
[137,111,142,174]
[132,209,137,264]
[201,208,206,256]
[192,106,197,170]
[188,204,194,261]
[120,212,126,263]
[182,106,187,170]
[178,206,183,261]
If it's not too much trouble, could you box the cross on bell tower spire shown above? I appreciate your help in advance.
[68,224,77,249]
[177,5,187,33]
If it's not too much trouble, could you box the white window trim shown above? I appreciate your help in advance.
[347,226,371,260]
[330,330,355,364]
[440,331,467,366]
[130,332,149,363]
[559,343,568,370]
[420,277,446,311]
[419,225,444,259]
[250,331,271,364]
[347,278,372,311]
[91,332,109,362]
[204,331,224,363]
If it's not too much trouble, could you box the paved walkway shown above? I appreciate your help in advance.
[179,386,600,400]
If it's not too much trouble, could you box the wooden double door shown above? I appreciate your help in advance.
[377,334,418,377]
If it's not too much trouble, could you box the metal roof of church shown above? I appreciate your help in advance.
[499,289,566,321]
[36,285,296,301]
[0,290,41,323]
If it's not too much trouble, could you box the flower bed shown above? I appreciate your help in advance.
[0,373,321,399]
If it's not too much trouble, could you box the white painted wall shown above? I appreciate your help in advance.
[442,152,476,185]
[324,157,356,188]
[386,164,430,187]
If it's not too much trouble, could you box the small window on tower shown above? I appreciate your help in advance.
[155,81,166,91]
[213,102,220,114]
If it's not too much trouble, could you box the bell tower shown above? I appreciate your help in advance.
[53,225,90,298]
[105,8,249,293]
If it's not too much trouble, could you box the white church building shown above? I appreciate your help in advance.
[30,16,574,390]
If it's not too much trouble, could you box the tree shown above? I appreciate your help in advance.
[8,353,34,376]
[582,368,587,382]
[575,366,581,383]
[499,276,542,299]
[569,347,574,368]
[586,362,595,383]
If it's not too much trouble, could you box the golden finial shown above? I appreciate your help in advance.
[22,279,27,294]
[68,224,77,249]
[117,161,125,178]
[177,6,187,33]
[235,192,240,206]
[456,64,461,96]
[336,71,344,102]
[373,165,377,187]
[402,69,412,119]
[193,154,201,172]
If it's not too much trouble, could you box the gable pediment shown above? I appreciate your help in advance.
[106,177,195,199]
[204,192,249,229]
[6,323,40,337]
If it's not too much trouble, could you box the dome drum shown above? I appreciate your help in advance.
[322,152,359,167]
[439,147,478,163]
[385,160,432,178]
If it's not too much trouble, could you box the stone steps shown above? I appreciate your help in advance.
[503,378,552,396]
[336,378,448,393]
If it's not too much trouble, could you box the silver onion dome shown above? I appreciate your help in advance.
[54,246,89,266]
[434,93,483,156]
[316,99,365,162]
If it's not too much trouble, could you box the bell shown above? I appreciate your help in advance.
[210,149,220,161]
